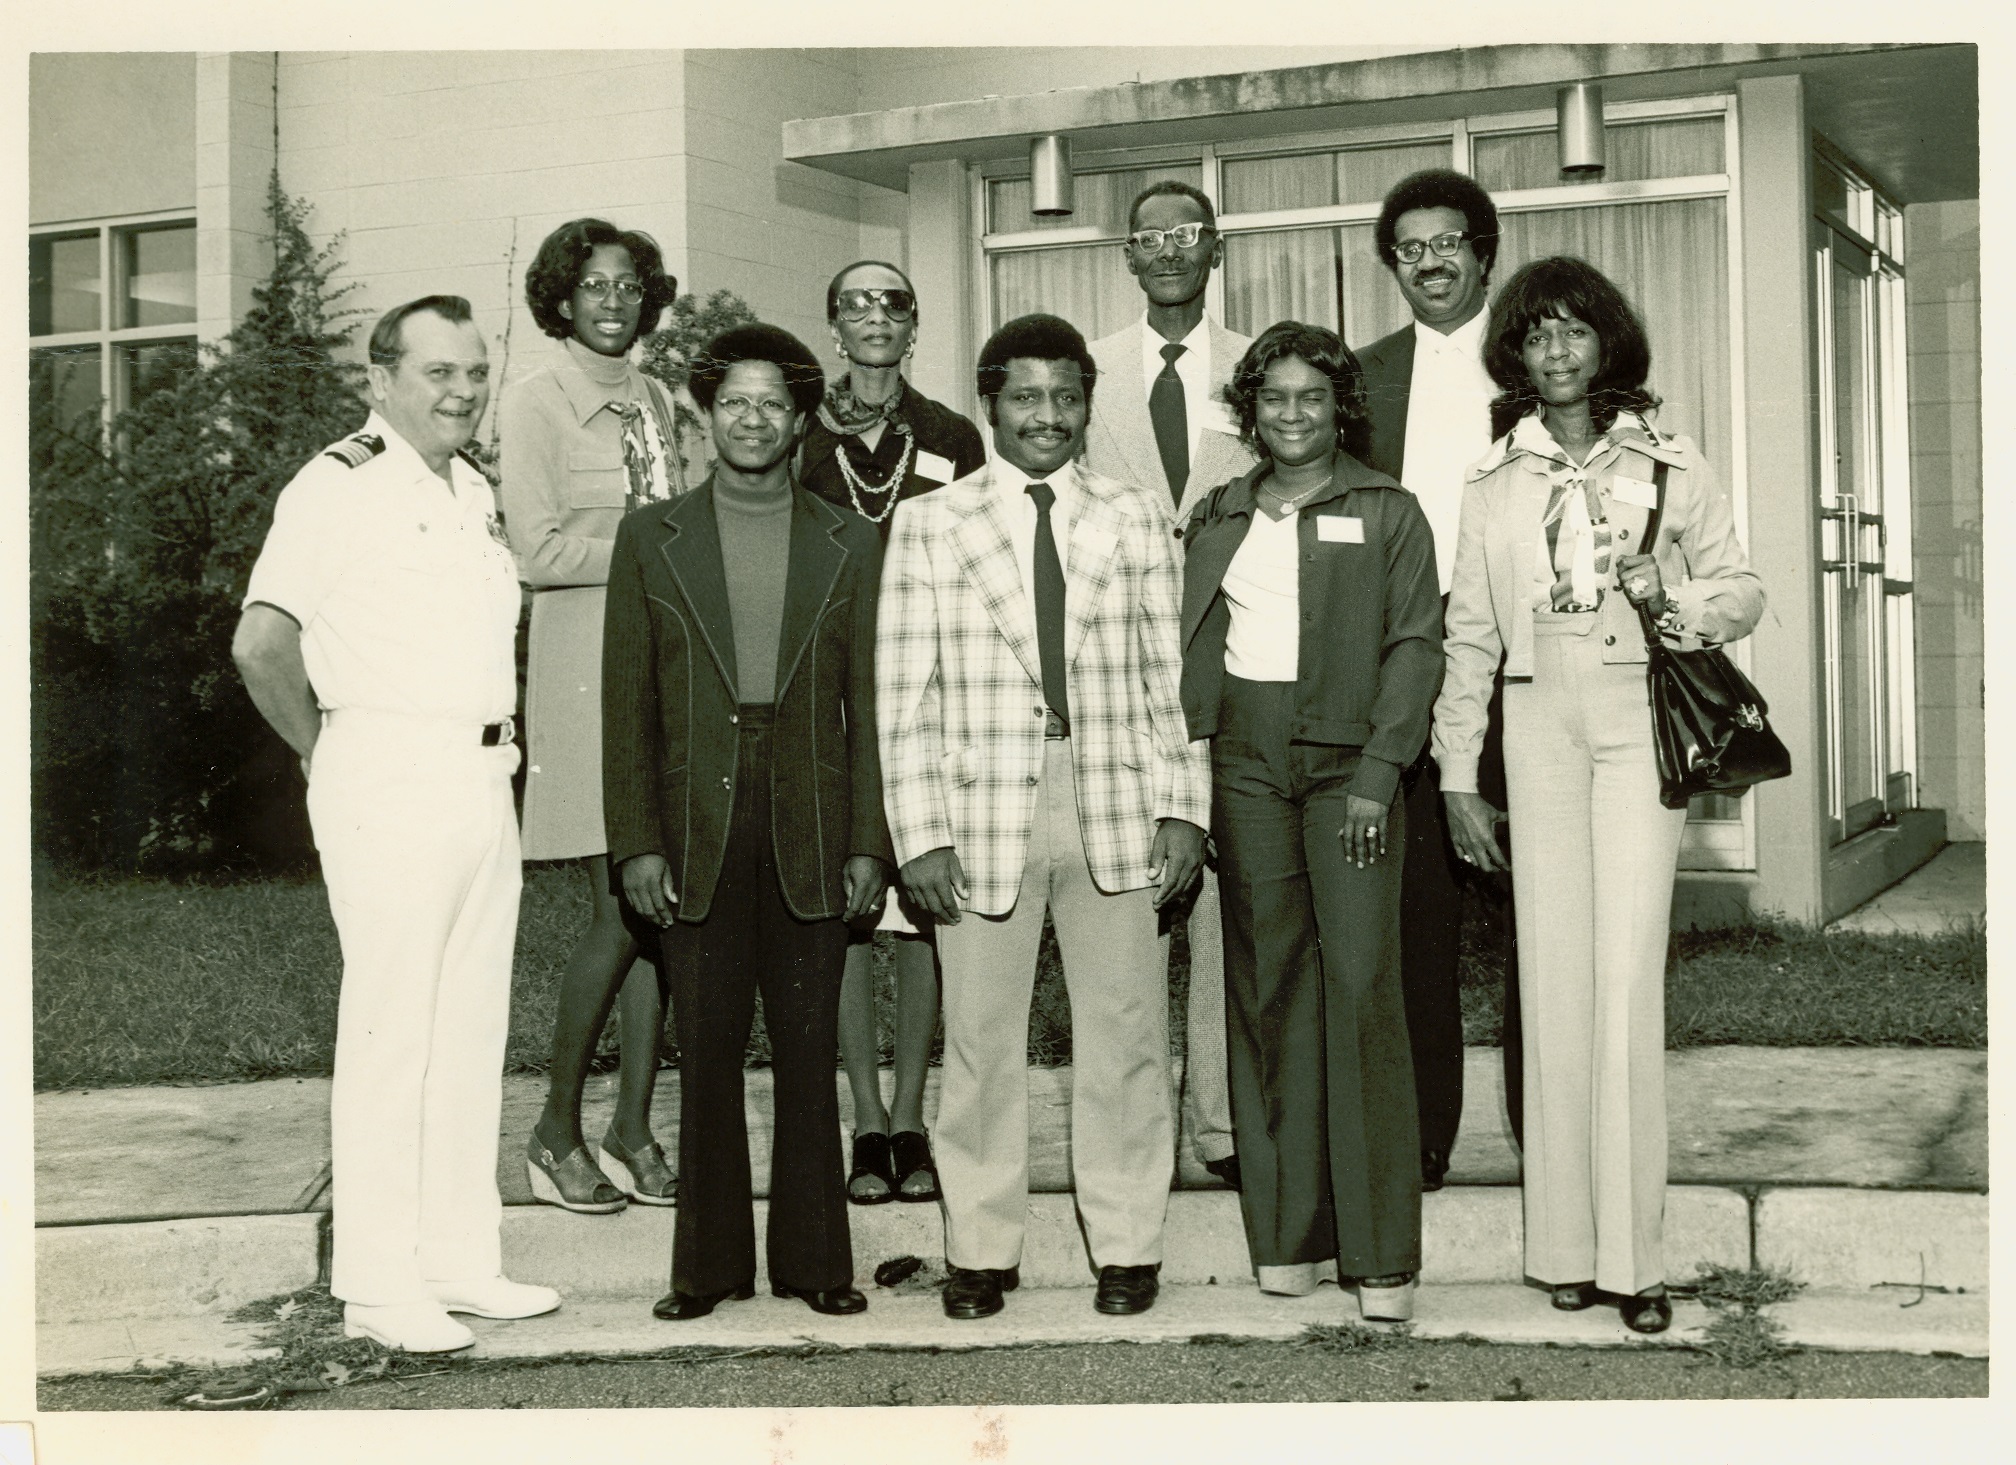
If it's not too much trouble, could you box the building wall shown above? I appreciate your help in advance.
[682,50,902,361]
[1904,199,1984,840]
[272,50,689,414]
[845,46,1425,115]
[30,53,197,225]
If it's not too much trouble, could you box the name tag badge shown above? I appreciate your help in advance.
[914,450,955,486]
[1198,400,1239,437]
[1610,474,1659,510]
[1316,515,1365,544]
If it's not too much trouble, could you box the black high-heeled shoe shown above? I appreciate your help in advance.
[889,1130,941,1203]
[771,1281,868,1315]
[651,1281,755,1321]
[846,1132,897,1205]
[1550,1281,1600,1311]
[1620,1287,1672,1334]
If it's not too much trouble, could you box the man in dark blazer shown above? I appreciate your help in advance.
[1357,169,1522,1181]
[602,323,892,1322]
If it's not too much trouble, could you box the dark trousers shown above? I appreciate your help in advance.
[659,706,852,1296]
[1213,677,1421,1279]
[1400,654,1522,1155]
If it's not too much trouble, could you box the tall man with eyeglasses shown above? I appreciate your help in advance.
[1357,168,1521,1183]
[1084,180,1254,1196]
[234,296,558,1353]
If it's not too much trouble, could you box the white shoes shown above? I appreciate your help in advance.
[1357,1274,1417,1322]
[427,1276,562,1320]
[343,1302,475,1354]
[1256,1260,1332,1297]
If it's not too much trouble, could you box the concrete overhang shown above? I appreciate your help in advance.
[784,42,1977,205]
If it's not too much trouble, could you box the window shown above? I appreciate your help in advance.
[29,214,198,440]
[975,95,1753,867]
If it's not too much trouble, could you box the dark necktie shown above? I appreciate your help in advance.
[1149,340,1189,506]
[1025,480,1071,733]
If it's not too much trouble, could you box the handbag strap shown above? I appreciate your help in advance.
[1632,460,1671,649]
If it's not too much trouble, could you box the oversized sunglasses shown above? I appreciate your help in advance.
[578,276,645,303]
[1391,231,1471,265]
[1126,222,1216,252]
[835,287,917,322]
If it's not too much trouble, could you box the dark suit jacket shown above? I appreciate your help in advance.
[1356,323,1417,483]
[601,478,893,923]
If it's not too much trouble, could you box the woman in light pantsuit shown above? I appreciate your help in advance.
[1179,323,1444,1321]
[1434,257,1763,1333]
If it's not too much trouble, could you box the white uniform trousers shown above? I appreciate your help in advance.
[1502,614,1686,1297]
[1174,870,1234,1165]
[933,738,1176,1270]
[308,710,523,1307]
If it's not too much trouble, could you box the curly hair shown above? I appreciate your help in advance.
[1373,169,1500,282]
[1127,179,1218,234]
[975,313,1097,407]
[524,218,677,342]
[1481,255,1660,440]
[1224,321,1370,464]
[687,322,825,420]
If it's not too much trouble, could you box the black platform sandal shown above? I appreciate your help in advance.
[847,1132,897,1205]
[889,1130,941,1202]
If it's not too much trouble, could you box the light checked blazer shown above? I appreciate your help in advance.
[876,458,1211,916]
[1084,318,1259,531]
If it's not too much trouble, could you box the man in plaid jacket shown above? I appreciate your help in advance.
[877,314,1209,1322]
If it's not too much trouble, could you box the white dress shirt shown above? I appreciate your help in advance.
[1399,311,1496,594]
[1139,314,1212,461]
[1220,503,1301,682]
[998,460,1078,601]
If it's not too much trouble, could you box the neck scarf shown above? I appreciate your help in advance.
[612,385,683,510]
[818,376,907,439]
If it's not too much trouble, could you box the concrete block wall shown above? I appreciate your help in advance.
[1903,199,1983,840]
[274,50,689,423]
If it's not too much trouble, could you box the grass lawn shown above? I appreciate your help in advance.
[31,865,1987,1091]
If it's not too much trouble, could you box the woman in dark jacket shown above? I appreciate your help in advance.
[1178,322,1443,1319]
[799,261,985,1209]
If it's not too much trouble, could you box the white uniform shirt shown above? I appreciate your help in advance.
[998,459,1080,600]
[1220,504,1301,682]
[1139,314,1212,461]
[244,411,520,724]
[1399,311,1496,594]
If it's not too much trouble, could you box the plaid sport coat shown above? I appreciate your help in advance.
[876,457,1211,915]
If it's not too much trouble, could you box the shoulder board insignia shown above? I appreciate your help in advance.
[323,433,385,469]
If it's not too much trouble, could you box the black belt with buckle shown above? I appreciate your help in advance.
[481,718,516,746]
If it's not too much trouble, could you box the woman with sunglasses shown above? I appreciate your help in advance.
[1436,257,1763,1333]
[799,261,985,1208]
[503,218,685,1216]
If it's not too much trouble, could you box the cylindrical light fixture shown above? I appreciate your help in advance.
[1557,83,1606,177]
[1030,134,1074,217]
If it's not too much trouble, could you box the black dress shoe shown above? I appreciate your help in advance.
[1094,1263,1161,1315]
[1420,1148,1451,1192]
[1550,1281,1600,1312]
[942,1265,1018,1320]
[772,1281,868,1315]
[1202,1154,1242,1193]
[651,1281,755,1321]
[1620,1288,1673,1334]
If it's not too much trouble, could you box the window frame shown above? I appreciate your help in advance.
[29,208,200,436]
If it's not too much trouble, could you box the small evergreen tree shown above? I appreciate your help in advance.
[31,172,367,874]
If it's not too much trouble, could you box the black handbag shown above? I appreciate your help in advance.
[1633,462,1791,810]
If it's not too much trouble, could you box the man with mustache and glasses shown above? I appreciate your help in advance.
[602,323,892,1323]
[1356,169,1520,1187]
[1084,179,1254,1198]
[877,314,1209,1321]
[234,296,558,1353]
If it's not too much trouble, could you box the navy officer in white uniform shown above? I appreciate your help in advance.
[233,294,558,1353]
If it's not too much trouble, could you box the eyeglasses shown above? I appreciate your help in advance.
[715,394,796,422]
[578,276,646,303]
[834,287,917,322]
[1126,222,1216,253]
[1391,232,1471,265]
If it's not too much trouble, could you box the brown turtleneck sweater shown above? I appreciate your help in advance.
[712,472,793,705]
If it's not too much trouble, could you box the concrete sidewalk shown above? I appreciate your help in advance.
[1828,840,1985,936]
[33,1046,1989,1375]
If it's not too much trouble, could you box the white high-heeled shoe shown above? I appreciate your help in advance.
[1357,1273,1417,1322]
[1256,1260,1331,1297]
[343,1301,475,1353]
[427,1276,561,1320]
